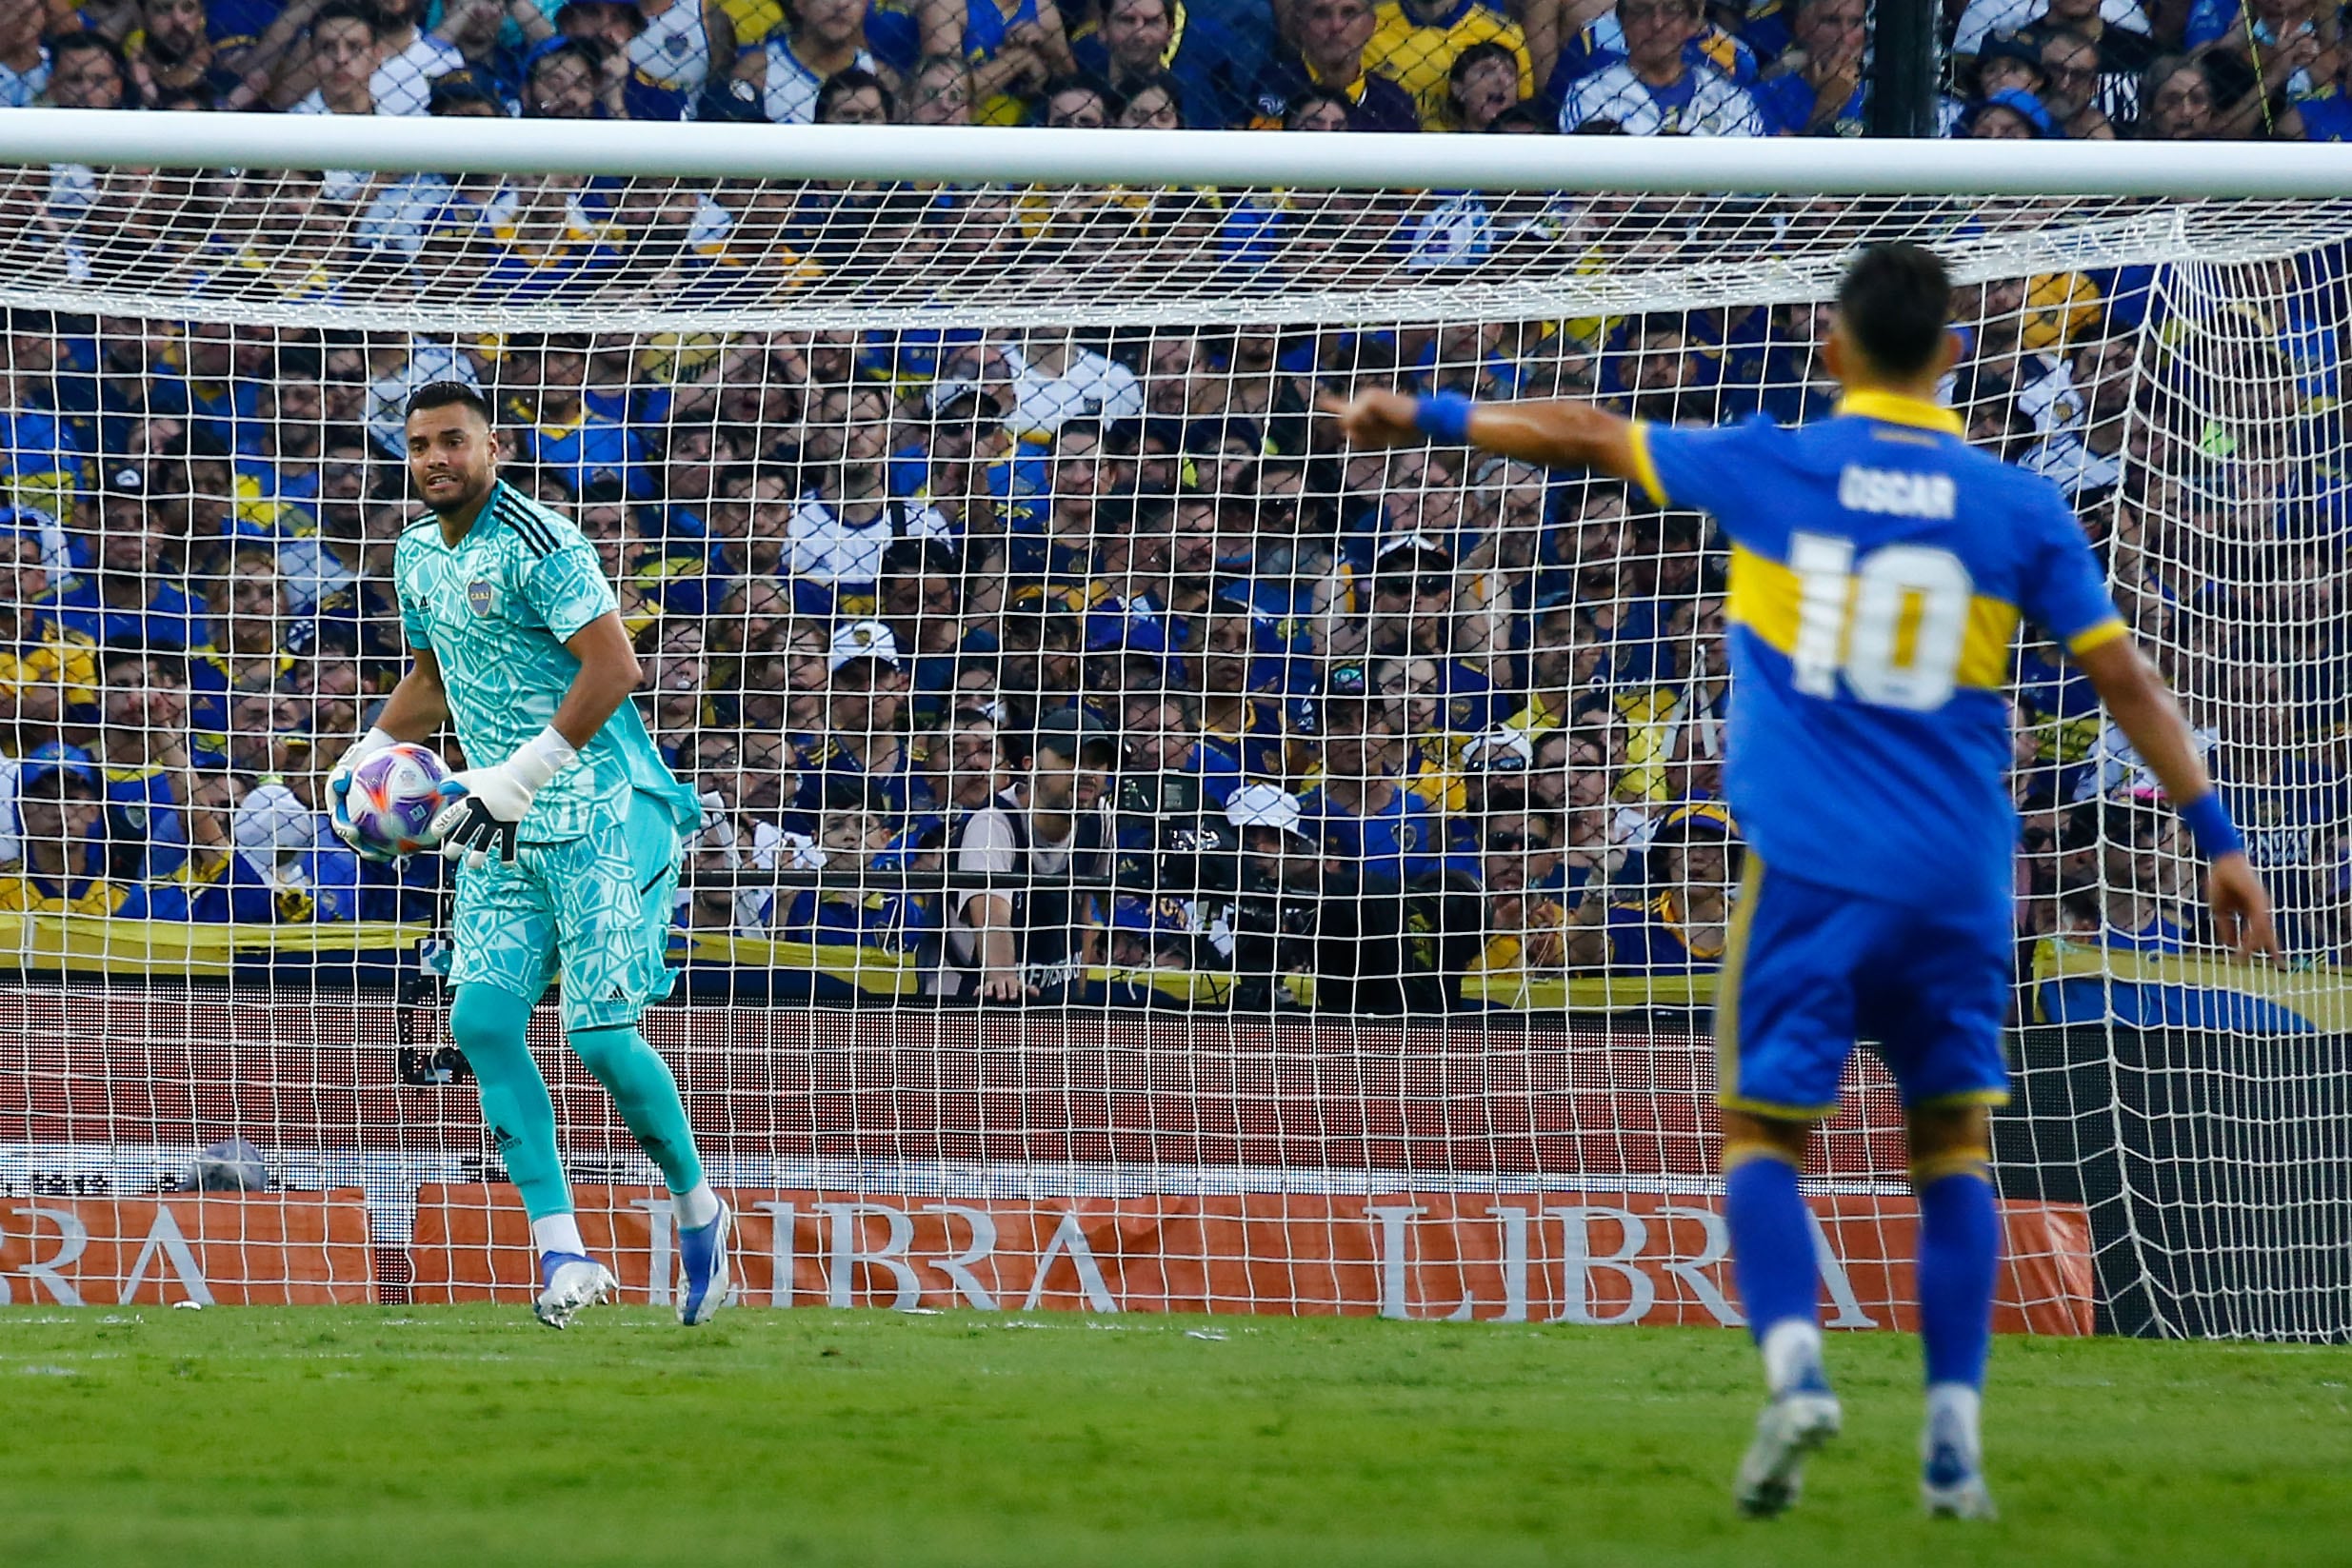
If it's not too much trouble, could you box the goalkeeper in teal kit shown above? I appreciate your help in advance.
[327,382,729,1330]
[1326,246,2279,1518]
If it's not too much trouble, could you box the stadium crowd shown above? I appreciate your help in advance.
[7,0,2352,141]
[0,0,2342,1013]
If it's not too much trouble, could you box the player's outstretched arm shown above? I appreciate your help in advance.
[431,613,644,868]
[1316,389,1648,487]
[2073,635,2282,962]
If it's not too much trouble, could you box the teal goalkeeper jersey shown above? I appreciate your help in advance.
[394,481,699,842]
[1629,390,2126,912]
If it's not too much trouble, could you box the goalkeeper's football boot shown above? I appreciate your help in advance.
[677,1201,732,1326]
[1733,1376,1843,1518]
[533,1251,617,1330]
[1921,1405,1999,1520]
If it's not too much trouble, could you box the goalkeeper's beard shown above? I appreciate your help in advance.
[421,469,495,519]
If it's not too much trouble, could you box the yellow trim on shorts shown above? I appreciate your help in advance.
[1719,1093,1844,1123]
[1907,1088,2013,1110]
[1713,855,1771,1113]
[1722,1140,1802,1171]
[1909,1151,1994,1186]
[1625,420,1668,506]
[2066,618,2128,656]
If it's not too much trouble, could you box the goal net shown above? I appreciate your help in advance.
[0,117,2342,1339]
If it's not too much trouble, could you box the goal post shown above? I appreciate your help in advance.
[0,112,2343,1339]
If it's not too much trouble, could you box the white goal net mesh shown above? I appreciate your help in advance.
[0,143,2342,1339]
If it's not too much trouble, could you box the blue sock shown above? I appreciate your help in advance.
[1724,1152,1821,1348]
[1916,1167,2000,1390]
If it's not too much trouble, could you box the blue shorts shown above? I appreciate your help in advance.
[1715,859,2011,1121]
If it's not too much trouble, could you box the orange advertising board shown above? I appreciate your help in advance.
[410,1186,2095,1334]
[0,1192,376,1305]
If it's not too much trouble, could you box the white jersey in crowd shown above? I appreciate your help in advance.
[2,47,50,108]
[372,31,464,115]
[631,0,712,93]
[2022,428,2124,498]
[1554,60,1764,136]
[1000,343,1146,439]
[286,92,377,201]
[758,36,876,124]
[1952,0,2147,55]
[784,493,952,586]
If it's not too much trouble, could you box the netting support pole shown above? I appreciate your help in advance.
[1867,0,1941,139]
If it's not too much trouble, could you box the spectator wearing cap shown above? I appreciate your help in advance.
[791,620,927,818]
[1552,0,1761,135]
[947,706,1117,1002]
[1252,0,1421,132]
[1752,0,1866,135]
[707,0,884,123]
[0,529,98,750]
[1220,779,1322,1003]
[1562,800,1741,972]
[1080,610,1179,705]
[36,467,215,657]
[0,742,157,917]
[786,386,953,618]
[1964,84,2062,137]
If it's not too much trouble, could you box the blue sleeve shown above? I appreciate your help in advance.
[1633,415,1780,541]
[2016,486,2125,653]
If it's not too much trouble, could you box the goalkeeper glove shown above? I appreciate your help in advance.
[325,726,400,863]
[429,726,578,869]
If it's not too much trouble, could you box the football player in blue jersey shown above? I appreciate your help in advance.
[1324,243,2279,1520]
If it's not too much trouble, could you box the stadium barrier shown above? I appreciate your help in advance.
[0,978,2118,1329]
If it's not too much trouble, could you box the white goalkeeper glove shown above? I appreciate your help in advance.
[326,726,399,863]
[429,726,578,869]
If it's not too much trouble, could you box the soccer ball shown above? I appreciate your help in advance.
[344,743,450,858]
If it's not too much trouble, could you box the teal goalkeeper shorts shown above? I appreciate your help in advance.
[448,787,682,1032]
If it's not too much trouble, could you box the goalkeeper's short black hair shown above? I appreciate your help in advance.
[407,380,494,427]
[1836,243,1953,378]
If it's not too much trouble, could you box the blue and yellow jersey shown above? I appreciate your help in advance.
[103,764,189,880]
[1629,391,2123,911]
[0,628,99,720]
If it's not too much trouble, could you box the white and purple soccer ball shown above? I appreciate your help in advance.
[344,743,450,858]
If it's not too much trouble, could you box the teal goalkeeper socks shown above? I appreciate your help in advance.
[448,983,572,1221]
[569,1024,708,1197]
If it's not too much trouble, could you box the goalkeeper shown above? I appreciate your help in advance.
[1325,244,2278,1519]
[327,381,728,1330]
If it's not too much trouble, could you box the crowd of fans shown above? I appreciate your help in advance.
[0,0,2342,1015]
[7,0,2351,141]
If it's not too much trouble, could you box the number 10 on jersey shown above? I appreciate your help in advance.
[1787,532,1974,713]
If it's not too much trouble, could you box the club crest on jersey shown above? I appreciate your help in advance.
[466,579,496,617]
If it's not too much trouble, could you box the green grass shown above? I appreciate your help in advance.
[1,1308,2347,1568]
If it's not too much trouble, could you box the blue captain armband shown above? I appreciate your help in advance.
[1413,392,1474,446]
[2179,791,2244,861]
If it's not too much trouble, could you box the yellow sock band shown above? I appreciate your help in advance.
[1724,1141,1803,1174]
[1909,1150,1993,1189]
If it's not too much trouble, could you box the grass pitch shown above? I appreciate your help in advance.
[2,1307,2346,1568]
